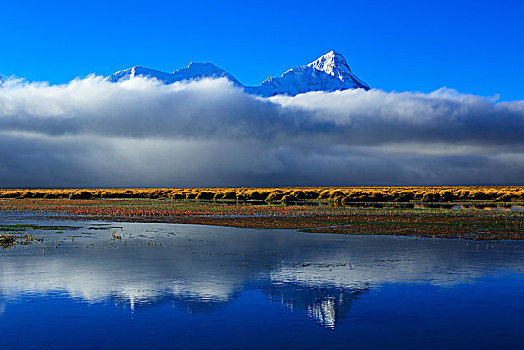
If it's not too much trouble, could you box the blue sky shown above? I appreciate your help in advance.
[1,0,523,101]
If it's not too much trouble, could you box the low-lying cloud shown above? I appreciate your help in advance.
[0,76,523,187]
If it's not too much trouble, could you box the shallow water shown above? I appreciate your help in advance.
[0,214,523,349]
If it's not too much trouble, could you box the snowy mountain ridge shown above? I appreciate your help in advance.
[105,51,369,96]
[105,63,242,86]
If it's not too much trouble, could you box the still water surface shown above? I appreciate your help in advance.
[0,215,523,349]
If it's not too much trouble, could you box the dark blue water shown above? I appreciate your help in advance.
[0,216,523,349]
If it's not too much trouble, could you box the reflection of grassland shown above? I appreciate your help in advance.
[0,186,523,203]
[0,234,16,248]
[0,224,80,231]
[0,224,80,249]
[0,232,43,249]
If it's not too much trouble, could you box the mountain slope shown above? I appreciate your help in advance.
[105,51,369,96]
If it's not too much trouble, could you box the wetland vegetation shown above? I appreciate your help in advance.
[0,186,522,242]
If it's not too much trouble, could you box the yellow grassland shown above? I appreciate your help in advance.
[0,186,523,203]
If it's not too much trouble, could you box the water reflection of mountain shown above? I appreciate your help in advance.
[263,282,368,328]
[105,281,368,329]
[0,297,5,316]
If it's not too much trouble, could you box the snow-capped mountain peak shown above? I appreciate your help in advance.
[246,51,369,96]
[307,51,351,77]
[306,50,369,90]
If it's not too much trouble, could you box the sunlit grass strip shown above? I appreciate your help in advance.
[0,186,523,203]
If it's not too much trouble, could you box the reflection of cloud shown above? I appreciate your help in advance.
[0,255,243,310]
[270,251,507,289]
[0,76,523,186]
[168,280,237,302]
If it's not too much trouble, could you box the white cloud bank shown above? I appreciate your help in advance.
[0,76,523,187]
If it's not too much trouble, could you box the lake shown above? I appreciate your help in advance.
[0,214,523,349]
